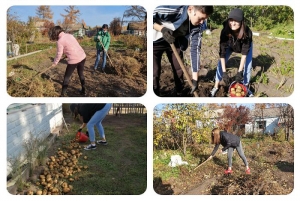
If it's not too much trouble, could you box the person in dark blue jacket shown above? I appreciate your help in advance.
[208,128,251,174]
[153,5,213,96]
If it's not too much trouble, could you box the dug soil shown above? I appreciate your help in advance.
[158,29,294,97]
[154,140,294,195]
[48,47,147,97]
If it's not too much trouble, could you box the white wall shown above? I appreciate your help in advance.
[245,117,279,134]
[7,103,63,175]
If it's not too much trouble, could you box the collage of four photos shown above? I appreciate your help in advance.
[6,4,294,196]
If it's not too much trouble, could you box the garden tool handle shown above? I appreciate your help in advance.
[193,156,213,171]
[170,44,199,97]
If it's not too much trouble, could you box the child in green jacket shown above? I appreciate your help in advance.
[93,24,111,73]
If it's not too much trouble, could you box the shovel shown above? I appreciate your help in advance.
[98,39,114,69]
[170,43,199,97]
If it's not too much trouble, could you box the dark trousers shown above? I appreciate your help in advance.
[62,58,86,95]
[153,40,184,95]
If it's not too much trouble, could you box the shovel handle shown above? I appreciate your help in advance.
[194,157,211,171]
[170,44,199,97]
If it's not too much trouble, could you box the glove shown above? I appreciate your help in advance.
[222,72,230,86]
[235,71,243,82]
[86,131,89,137]
[190,79,198,94]
[161,27,175,44]
[78,128,82,132]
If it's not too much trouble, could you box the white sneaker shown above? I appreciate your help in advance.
[221,150,228,154]
[210,87,218,97]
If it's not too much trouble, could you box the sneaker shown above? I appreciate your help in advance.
[210,87,218,97]
[101,68,106,74]
[246,168,251,174]
[247,89,254,97]
[224,169,233,174]
[221,150,228,155]
[84,144,96,150]
[96,140,108,145]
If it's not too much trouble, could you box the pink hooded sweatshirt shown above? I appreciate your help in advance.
[53,32,86,65]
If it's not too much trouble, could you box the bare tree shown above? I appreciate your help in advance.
[277,104,294,141]
[109,17,122,36]
[123,6,146,21]
[36,6,53,21]
[60,6,81,32]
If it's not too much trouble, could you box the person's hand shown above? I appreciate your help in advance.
[222,72,230,86]
[235,71,243,82]
[190,79,198,94]
[86,131,89,137]
[51,64,56,68]
[208,155,213,160]
[78,128,82,132]
[161,27,175,44]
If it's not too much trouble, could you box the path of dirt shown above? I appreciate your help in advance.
[157,29,294,97]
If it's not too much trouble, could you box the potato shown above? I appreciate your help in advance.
[230,88,235,91]
[236,93,241,97]
[236,89,242,93]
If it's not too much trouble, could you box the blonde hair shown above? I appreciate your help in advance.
[211,128,221,144]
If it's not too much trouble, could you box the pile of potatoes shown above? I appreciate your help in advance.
[26,139,88,195]
[230,84,246,97]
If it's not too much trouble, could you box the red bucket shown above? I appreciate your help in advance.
[76,132,89,142]
[229,82,247,97]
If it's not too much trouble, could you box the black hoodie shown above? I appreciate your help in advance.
[78,104,106,123]
[210,131,241,156]
[219,20,253,58]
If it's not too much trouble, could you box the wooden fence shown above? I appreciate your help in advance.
[109,103,146,115]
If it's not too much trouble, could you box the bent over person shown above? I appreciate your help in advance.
[71,103,112,150]
[153,5,213,96]
[208,128,251,174]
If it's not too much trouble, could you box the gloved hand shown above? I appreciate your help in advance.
[86,131,89,137]
[78,128,82,132]
[235,71,243,82]
[190,79,198,94]
[222,72,230,86]
[161,27,175,44]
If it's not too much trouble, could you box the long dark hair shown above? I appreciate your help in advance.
[48,26,63,41]
[223,19,247,40]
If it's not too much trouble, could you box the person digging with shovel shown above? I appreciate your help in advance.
[48,26,87,97]
[93,24,111,74]
[71,103,112,150]
[208,128,251,174]
[210,8,253,97]
[153,5,214,97]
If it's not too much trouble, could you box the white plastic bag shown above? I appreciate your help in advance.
[168,155,188,167]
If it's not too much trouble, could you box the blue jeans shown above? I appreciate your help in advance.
[215,42,253,85]
[94,49,107,70]
[87,103,112,142]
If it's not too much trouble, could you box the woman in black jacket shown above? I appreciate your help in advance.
[71,103,112,150]
[208,128,250,174]
[210,8,253,97]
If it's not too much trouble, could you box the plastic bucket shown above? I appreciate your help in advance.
[229,82,247,97]
[76,132,89,142]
